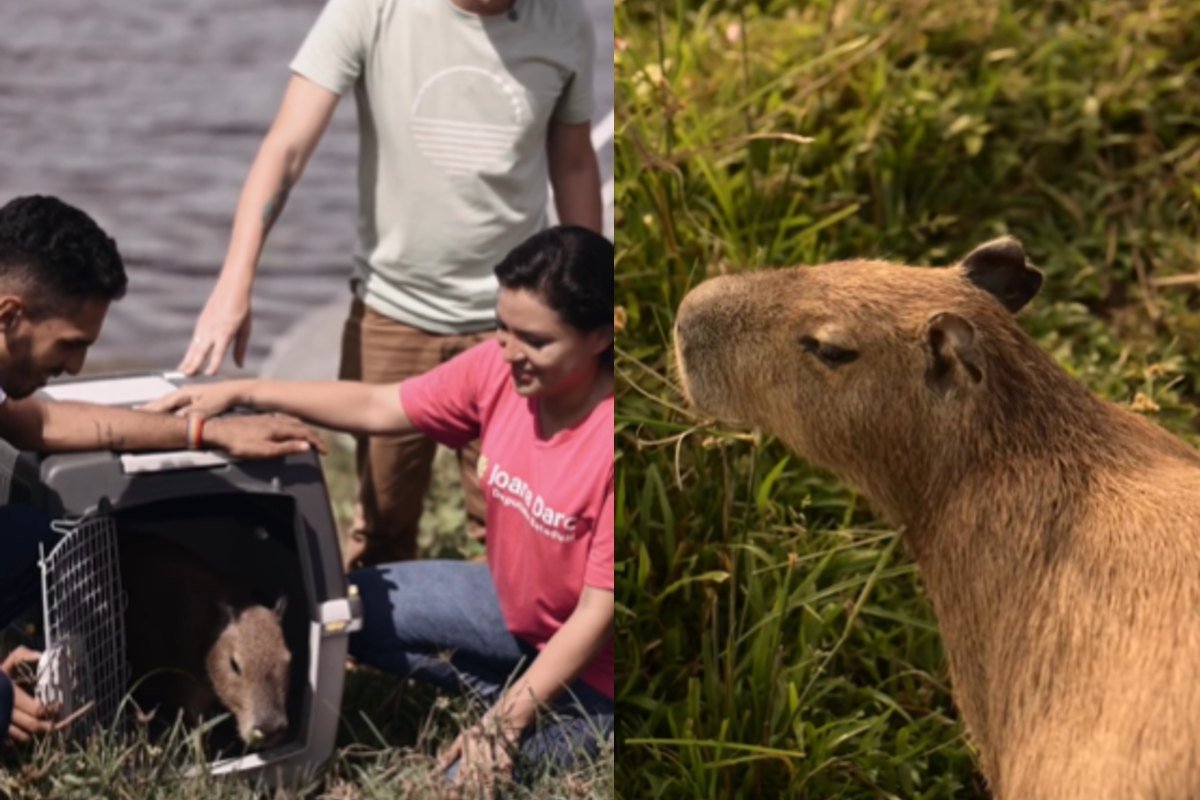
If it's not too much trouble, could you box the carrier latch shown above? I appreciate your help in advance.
[317,587,363,636]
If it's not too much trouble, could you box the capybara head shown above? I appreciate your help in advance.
[206,597,291,748]
[674,238,1058,517]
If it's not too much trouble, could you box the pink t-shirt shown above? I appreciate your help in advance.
[400,340,614,698]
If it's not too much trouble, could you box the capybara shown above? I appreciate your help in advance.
[121,534,291,748]
[674,238,1200,799]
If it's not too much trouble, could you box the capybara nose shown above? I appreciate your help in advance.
[249,715,288,748]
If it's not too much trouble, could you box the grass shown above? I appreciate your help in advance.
[0,435,610,798]
[616,0,1200,797]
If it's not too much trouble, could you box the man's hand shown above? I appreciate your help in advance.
[438,716,519,792]
[2,647,57,745]
[204,414,327,459]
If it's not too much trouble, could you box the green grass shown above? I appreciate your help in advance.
[0,676,613,799]
[0,436,610,798]
[616,0,1200,797]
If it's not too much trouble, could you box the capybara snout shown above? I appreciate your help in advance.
[675,267,823,423]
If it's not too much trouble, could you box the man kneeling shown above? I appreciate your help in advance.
[0,195,321,745]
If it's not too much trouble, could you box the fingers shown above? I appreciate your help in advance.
[246,442,310,459]
[13,685,45,717]
[203,336,232,377]
[10,708,56,741]
[139,390,190,415]
[178,338,212,378]
[229,437,312,460]
[205,416,325,459]
[4,685,86,746]
[1,646,41,674]
[142,387,238,418]
[437,733,465,771]
[271,418,326,454]
[181,328,234,377]
[438,726,514,792]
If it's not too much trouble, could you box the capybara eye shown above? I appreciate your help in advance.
[230,657,242,676]
[800,336,858,367]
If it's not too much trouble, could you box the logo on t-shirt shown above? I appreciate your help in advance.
[410,66,532,177]
[485,459,587,544]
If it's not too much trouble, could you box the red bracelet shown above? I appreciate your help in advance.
[186,414,206,450]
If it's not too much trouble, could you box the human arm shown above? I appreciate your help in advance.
[486,584,613,732]
[180,75,341,376]
[143,378,414,437]
[547,118,602,234]
[0,396,323,457]
[439,586,615,786]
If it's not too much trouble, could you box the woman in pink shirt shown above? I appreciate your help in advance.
[148,227,614,788]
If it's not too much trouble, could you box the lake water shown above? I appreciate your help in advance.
[0,0,613,374]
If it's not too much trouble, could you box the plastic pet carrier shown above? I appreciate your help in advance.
[11,373,360,784]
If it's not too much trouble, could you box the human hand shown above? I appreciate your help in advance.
[179,282,252,376]
[2,647,56,745]
[204,414,327,459]
[141,382,249,418]
[438,718,518,793]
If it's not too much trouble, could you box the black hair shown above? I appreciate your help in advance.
[0,195,128,318]
[494,226,614,366]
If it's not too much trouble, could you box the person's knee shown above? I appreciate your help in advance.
[346,562,446,657]
[346,565,399,662]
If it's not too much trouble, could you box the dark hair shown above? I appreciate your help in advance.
[0,195,128,318]
[494,226,614,366]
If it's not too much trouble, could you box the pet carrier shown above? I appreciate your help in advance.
[16,372,360,785]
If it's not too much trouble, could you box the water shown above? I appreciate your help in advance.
[0,0,613,373]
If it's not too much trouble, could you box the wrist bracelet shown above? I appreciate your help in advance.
[186,414,206,450]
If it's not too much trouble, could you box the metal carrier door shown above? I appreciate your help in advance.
[37,512,129,736]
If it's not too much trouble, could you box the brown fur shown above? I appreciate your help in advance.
[121,535,291,747]
[674,238,1200,799]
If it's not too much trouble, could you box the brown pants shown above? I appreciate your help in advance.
[338,299,492,568]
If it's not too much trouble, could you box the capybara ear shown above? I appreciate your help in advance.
[959,236,1043,313]
[219,602,237,627]
[925,312,983,394]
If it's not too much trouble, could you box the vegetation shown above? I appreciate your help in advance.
[615,0,1200,797]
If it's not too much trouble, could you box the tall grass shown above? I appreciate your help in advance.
[616,0,1200,796]
[0,676,613,799]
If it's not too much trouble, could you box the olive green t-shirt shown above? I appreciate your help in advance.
[291,0,595,334]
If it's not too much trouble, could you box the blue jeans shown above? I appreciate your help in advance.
[0,504,59,738]
[0,671,11,738]
[0,504,58,631]
[348,561,613,779]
